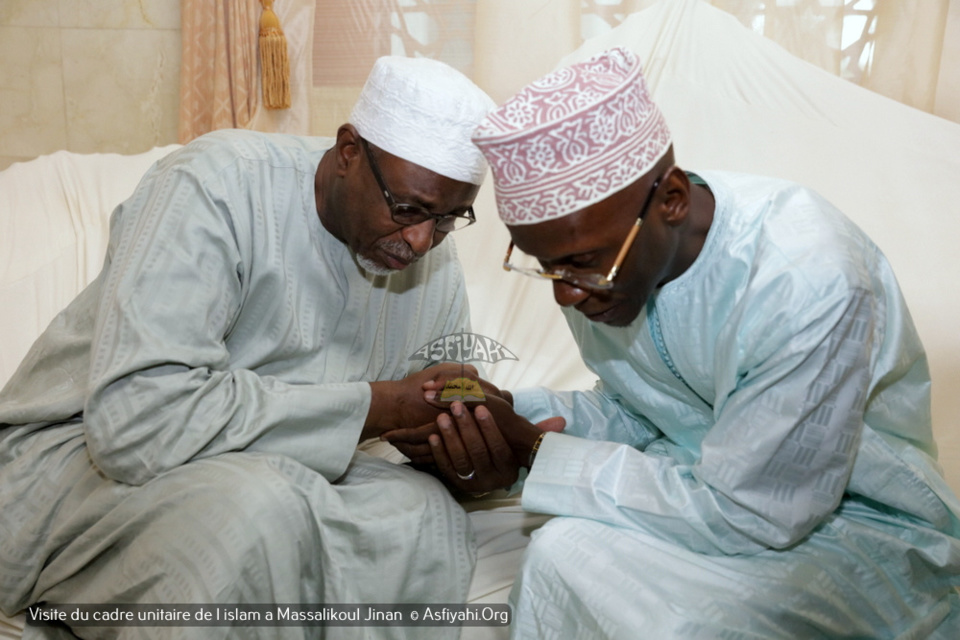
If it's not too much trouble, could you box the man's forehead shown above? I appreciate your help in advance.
[383,153,480,210]
[508,212,597,260]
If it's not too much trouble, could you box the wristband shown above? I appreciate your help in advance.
[527,432,546,468]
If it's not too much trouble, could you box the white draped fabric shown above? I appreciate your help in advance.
[307,0,960,134]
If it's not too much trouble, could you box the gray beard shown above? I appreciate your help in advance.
[355,252,395,276]
[355,239,421,276]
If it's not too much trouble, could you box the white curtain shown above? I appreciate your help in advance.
[305,0,960,137]
[178,1,960,138]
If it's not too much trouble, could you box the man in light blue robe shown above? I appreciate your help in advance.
[387,47,960,638]
[0,56,495,639]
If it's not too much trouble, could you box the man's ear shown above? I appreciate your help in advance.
[659,166,691,227]
[334,124,362,174]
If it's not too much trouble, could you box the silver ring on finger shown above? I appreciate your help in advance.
[456,469,476,481]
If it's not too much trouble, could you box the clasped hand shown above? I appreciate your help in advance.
[363,363,475,440]
[381,372,564,493]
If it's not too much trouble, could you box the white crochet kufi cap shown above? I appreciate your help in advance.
[349,56,496,186]
[472,47,672,225]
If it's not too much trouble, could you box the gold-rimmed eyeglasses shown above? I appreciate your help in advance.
[502,175,663,291]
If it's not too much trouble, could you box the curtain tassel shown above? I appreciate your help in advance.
[259,0,290,109]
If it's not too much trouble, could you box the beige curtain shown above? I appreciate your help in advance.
[936,0,960,123]
[179,0,259,143]
[179,0,314,144]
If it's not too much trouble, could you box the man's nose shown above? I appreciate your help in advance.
[401,218,438,256]
[552,279,591,308]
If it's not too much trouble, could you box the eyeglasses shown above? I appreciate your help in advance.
[360,137,476,233]
[502,175,663,291]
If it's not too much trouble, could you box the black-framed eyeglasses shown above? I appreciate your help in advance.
[359,137,476,233]
[503,175,663,291]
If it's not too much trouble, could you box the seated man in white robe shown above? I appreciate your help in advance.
[386,47,960,638]
[0,55,495,639]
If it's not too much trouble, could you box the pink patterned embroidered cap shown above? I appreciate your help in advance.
[471,47,672,225]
